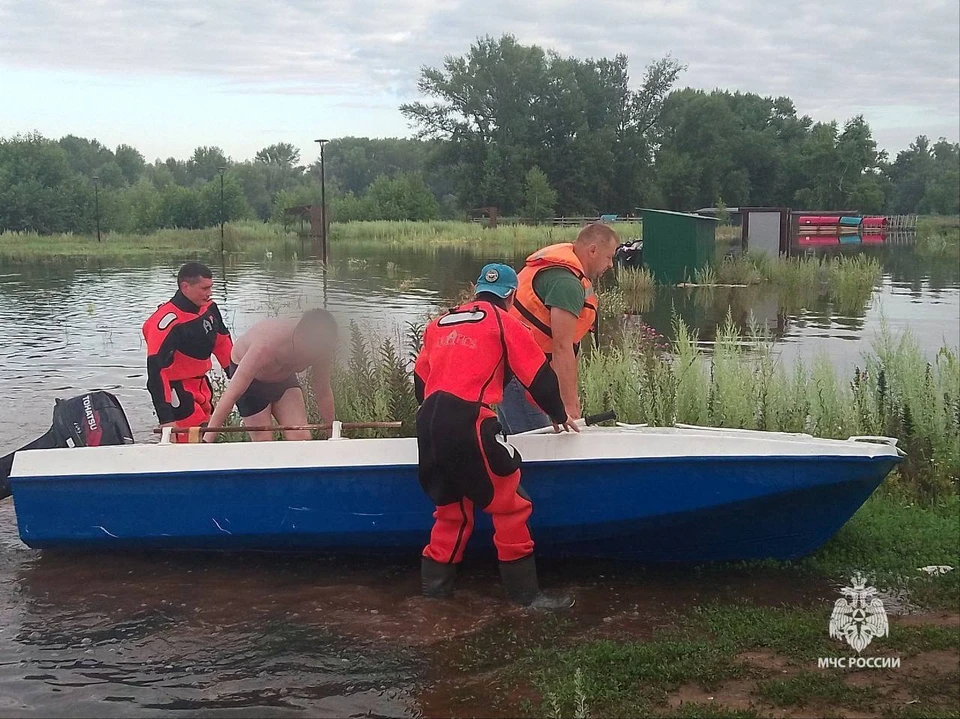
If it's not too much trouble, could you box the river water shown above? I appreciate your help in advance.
[0,240,957,716]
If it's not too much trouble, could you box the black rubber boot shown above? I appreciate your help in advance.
[421,556,457,599]
[499,554,574,611]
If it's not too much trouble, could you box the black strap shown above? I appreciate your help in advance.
[513,299,553,338]
[477,306,509,406]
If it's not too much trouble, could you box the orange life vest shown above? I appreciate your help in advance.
[509,243,598,356]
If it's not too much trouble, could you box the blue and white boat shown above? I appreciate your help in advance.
[7,423,902,562]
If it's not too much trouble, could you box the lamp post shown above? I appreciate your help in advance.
[314,138,329,264]
[92,175,101,243]
[218,167,226,254]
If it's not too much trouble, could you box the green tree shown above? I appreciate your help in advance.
[198,175,251,227]
[365,173,440,220]
[522,166,558,221]
[924,139,960,214]
[187,146,229,185]
[330,192,373,222]
[255,142,301,168]
[401,34,683,214]
[114,144,145,185]
[124,178,162,232]
[158,184,203,228]
[0,133,87,232]
[58,135,115,177]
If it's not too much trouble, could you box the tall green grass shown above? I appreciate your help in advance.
[579,317,959,499]
[316,315,958,499]
[689,253,882,316]
[916,216,960,260]
[614,266,656,313]
[208,299,957,500]
[331,220,641,250]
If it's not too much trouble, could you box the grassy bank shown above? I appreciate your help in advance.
[0,220,643,263]
[0,221,307,263]
[425,489,959,718]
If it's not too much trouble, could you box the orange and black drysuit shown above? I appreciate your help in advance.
[413,299,567,565]
[142,291,233,432]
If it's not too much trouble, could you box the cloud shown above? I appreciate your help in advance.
[1,0,957,150]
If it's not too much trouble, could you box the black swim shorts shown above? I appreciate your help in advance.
[227,362,302,418]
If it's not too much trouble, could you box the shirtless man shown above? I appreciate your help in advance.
[203,309,338,442]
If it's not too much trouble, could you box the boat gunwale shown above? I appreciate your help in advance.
[10,451,902,484]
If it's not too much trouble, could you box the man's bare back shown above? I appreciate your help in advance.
[204,309,339,442]
[230,317,307,382]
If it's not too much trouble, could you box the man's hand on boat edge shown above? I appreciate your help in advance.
[553,418,581,433]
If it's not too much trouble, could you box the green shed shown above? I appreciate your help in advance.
[639,208,717,284]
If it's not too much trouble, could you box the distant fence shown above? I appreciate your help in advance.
[883,215,919,230]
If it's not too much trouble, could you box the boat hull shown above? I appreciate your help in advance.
[9,430,901,562]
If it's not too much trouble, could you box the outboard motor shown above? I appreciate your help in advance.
[614,240,643,269]
[0,391,134,500]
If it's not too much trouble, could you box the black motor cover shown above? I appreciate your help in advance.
[0,391,134,500]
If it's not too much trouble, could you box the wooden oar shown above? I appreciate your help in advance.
[153,421,402,435]
[153,422,403,443]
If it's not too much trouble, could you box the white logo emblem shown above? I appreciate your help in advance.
[829,573,888,654]
[82,394,98,432]
[484,268,500,283]
[438,329,478,350]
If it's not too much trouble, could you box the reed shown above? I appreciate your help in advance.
[916,216,960,259]
[713,253,767,285]
[579,318,959,499]
[210,311,956,499]
[331,220,642,250]
[614,265,655,294]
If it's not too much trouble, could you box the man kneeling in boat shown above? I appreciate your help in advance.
[202,309,338,442]
[414,263,579,610]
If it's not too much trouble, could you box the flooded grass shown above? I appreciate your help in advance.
[0,221,303,262]
[331,220,641,250]
[679,254,883,316]
[614,266,656,313]
[578,317,960,500]
[916,216,960,261]
[0,220,643,263]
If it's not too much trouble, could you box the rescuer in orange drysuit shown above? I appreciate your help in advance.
[413,263,578,610]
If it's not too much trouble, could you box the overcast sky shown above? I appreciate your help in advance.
[1,0,957,162]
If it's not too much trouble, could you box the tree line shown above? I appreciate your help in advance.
[1,34,957,235]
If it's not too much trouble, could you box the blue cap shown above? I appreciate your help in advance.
[475,263,518,298]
